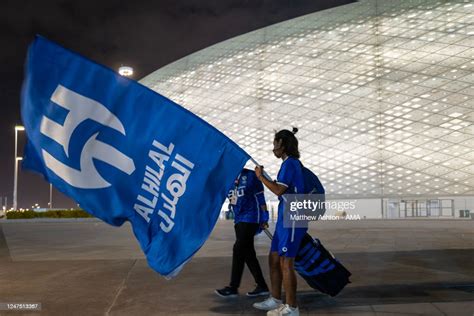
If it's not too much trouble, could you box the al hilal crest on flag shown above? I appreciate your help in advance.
[20,35,250,277]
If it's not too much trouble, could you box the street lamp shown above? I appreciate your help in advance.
[13,157,23,211]
[13,125,25,211]
[49,184,53,209]
[118,66,133,77]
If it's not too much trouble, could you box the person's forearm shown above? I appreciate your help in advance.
[260,175,285,196]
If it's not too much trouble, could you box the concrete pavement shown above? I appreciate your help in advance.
[0,219,473,315]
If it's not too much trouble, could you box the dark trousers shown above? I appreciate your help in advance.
[229,222,268,289]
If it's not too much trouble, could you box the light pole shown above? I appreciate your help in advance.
[13,157,23,211]
[49,184,53,209]
[13,125,25,211]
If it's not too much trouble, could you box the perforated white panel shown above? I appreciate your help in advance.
[141,0,474,198]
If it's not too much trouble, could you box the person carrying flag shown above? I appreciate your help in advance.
[215,168,270,298]
[253,128,305,316]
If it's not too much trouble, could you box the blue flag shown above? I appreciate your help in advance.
[21,36,250,277]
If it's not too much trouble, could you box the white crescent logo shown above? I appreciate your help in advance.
[40,85,135,189]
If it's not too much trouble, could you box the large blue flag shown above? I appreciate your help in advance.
[21,36,250,277]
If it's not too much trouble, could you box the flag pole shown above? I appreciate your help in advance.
[249,157,273,181]
[250,157,276,240]
[263,228,273,240]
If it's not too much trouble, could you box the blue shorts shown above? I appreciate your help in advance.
[270,222,307,258]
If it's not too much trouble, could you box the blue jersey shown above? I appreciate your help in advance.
[276,157,305,222]
[228,169,268,224]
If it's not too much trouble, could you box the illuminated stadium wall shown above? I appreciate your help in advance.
[141,0,474,218]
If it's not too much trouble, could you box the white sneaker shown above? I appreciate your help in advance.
[267,304,286,316]
[253,296,283,311]
[267,304,299,316]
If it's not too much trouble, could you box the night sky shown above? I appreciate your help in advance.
[0,0,353,209]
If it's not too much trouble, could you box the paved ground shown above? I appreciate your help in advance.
[0,219,473,315]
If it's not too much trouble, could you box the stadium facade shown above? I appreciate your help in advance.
[141,0,473,219]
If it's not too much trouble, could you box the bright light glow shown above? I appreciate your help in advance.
[118,66,134,77]
[15,125,25,131]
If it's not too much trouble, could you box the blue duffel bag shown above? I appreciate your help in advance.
[294,233,351,296]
